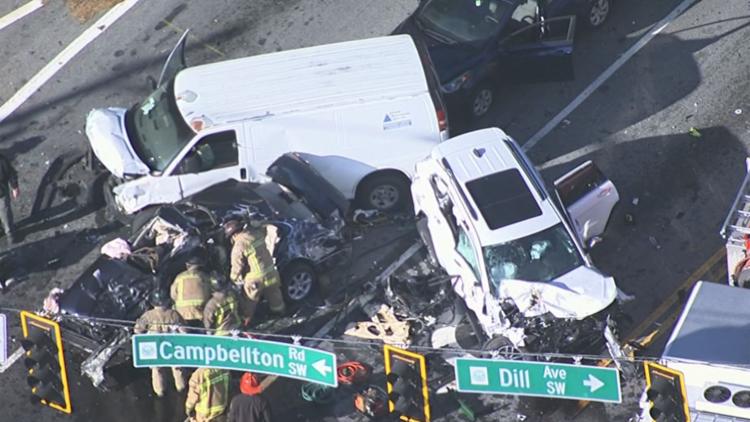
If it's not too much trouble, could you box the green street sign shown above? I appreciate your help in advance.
[455,358,620,403]
[132,334,337,387]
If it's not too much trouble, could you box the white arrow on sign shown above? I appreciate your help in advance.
[583,374,604,393]
[312,359,332,377]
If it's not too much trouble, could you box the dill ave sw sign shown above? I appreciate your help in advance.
[455,358,621,403]
[132,334,337,387]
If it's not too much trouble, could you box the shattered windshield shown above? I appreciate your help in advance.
[125,80,194,173]
[484,223,583,290]
[417,0,509,42]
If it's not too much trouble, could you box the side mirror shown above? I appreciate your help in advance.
[586,236,603,249]
[146,75,157,90]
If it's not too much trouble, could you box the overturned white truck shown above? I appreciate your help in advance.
[411,127,626,358]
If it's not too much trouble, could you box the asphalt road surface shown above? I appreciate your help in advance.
[1,0,749,421]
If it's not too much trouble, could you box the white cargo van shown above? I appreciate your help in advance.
[86,33,449,216]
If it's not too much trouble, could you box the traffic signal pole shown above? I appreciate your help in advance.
[384,345,431,422]
[20,311,72,414]
[644,362,689,422]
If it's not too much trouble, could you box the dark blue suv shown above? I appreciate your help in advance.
[394,0,612,120]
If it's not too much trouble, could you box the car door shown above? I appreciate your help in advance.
[497,15,576,83]
[168,127,245,200]
[113,174,183,214]
[454,224,487,319]
[412,170,460,265]
[157,29,189,88]
[554,160,619,242]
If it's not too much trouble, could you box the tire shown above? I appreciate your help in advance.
[469,83,494,119]
[585,0,610,28]
[103,175,134,225]
[479,335,521,360]
[87,172,109,210]
[356,173,411,213]
[280,261,318,303]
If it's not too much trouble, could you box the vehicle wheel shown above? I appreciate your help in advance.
[470,83,494,118]
[480,335,521,360]
[281,261,318,302]
[356,174,411,213]
[586,0,610,28]
[87,172,109,210]
[103,175,134,225]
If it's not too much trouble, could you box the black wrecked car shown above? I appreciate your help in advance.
[44,153,350,387]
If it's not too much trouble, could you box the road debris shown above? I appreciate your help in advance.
[344,304,411,345]
[688,127,702,138]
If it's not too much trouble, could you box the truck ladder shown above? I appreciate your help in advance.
[721,158,750,285]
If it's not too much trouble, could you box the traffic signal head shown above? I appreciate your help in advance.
[644,362,689,422]
[20,311,72,414]
[384,345,430,422]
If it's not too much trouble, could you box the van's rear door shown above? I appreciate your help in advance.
[157,29,190,88]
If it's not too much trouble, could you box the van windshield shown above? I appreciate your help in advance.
[125,81,194,173]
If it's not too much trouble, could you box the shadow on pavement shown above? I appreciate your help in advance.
[541,126,745,330]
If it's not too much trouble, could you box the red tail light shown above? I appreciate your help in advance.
[436,109,447,132]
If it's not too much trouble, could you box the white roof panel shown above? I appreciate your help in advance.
[173,35,430,126]
[433,128,560,244]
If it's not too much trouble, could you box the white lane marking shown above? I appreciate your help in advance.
[0,0,43,32]
[0,0,141,124]
[523,0,698,151]
[538,141,608,170]
[0,347,24,373]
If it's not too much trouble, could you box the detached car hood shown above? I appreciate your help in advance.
[499,266,617,319]
[85,107,150,178]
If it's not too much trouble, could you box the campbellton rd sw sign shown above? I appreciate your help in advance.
[455,358,621,403]
[132,334,337,387]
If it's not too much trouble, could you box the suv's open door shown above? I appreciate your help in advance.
[555,161,618,242]
[157,29,190,88]
[498,15,576,83]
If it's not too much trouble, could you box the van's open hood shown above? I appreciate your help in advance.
[85,107,150,178]
[498,266,617,320]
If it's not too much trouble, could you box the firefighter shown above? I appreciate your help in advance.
[133,290,186,397]
[223,218,285,323]
[185,367,230,422]
[171,254,211,326]
[203,276,241,335]
[227,373,273,422]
